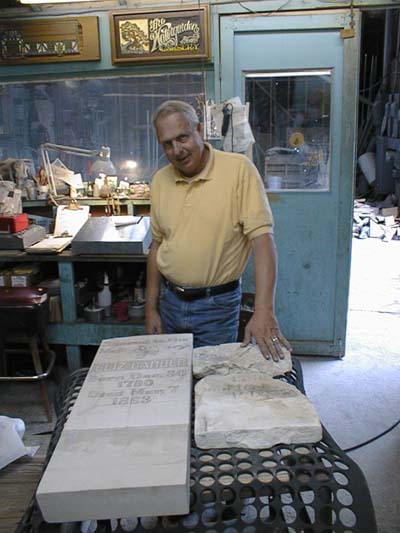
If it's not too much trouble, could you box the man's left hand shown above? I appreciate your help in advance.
[241,310,292,362]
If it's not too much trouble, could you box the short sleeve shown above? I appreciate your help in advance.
[237,157,274,239]
[150,173,163,243]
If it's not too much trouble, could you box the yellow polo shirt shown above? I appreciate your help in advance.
[150,143,274,287]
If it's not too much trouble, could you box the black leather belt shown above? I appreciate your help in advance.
[163,278,239,300]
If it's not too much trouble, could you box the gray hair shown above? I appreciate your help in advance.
[152,100,199,131]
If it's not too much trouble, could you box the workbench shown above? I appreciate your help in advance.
[16,360,377,533]
[23,198,151,216]
[0,250,147,370]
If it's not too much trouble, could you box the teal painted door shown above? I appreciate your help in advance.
[219,11,360,356]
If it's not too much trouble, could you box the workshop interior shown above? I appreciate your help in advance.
[0,1,399,532]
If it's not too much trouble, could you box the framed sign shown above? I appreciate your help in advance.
[0,17,100,65]
[110,5,210,64]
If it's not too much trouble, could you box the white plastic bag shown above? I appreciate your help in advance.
[0,416,39,470]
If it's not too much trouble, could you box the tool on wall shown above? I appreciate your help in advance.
[203,97,255,154]
[221,103,233,136]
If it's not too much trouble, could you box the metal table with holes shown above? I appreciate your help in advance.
[16,359,377,533]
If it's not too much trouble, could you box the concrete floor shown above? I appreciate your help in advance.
[299,237,400,533]
[0,236,399,532]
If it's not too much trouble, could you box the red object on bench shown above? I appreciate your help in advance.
[0,213,29,233]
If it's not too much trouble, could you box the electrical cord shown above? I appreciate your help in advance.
[237,0,293,14]
[342,417,400,453]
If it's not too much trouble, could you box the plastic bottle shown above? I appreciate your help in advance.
[133,272,145,304]
[129,273,145,320]
[98,273,112,317]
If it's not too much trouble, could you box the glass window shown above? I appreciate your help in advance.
[0,72,205,183]
[245,70,331,191]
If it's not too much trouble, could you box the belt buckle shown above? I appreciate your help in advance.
[175,285,186,294]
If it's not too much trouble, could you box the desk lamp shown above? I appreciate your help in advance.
[89,146,117,181]
[40,143,116,195]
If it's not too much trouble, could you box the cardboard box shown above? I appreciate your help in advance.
[0,268,13,287]
[11,264,41,287]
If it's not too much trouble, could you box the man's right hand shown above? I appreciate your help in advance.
[145,306,162,334]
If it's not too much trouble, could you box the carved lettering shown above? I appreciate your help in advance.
[149,17,200,53]
[92,357,188,373]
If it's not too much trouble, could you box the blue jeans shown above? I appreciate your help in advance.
[159,283,242,348]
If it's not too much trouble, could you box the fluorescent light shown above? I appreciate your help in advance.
[246,70,331,78]
[19,0,95,4]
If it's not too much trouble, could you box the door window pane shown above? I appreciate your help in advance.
[245,70,331,191]
[0,72,205,182]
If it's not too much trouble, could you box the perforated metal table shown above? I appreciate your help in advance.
[17,359,377,533]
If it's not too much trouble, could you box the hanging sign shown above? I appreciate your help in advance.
[0,17,100,64]
[110,5,210,64]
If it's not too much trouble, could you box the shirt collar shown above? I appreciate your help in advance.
[174,142,215,183]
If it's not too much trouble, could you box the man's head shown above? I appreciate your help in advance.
[153,100,208,178]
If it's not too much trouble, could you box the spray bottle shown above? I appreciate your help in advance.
[98,272,112,317]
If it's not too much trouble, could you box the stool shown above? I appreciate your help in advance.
[0,287,56,422]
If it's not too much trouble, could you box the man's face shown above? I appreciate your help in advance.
[156,112,207,177]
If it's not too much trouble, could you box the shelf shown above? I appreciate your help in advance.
[0,250,148,262]
[48,321,145,346]
[22,197,150,207]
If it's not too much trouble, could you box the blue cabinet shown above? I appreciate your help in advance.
[0,251,147,370]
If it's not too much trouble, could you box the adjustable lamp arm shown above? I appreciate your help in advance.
[40,143,110,195]
[41,143,99,158]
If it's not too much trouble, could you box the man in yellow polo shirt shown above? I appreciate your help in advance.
[145,100,290,360]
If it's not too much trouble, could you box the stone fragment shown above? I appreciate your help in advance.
[195,372,322,449]
[193,342,292,378]
[369,219,385,238]
[37,334,193,522]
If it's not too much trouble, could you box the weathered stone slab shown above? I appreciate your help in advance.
[37,334,193,523]
[193,342,292,378]
[195,372,322,449]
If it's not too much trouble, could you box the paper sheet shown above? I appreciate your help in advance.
[54,205,90,237]
[111,215,141,227]
[204,97,255,153]
[26,236,73,254]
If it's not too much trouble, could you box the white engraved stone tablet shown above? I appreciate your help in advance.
[193,342,292,378]
[195,372,322,449]
[37,334,193,522]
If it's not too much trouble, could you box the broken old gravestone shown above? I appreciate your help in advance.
[37,334,193,522]
[193,342,292,378]
[195,372,322,449]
